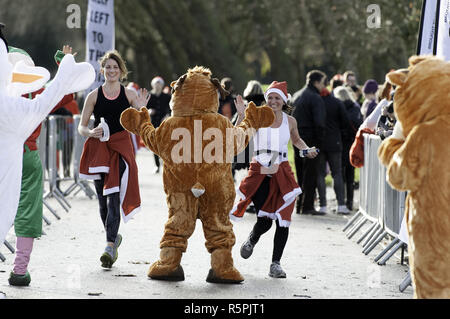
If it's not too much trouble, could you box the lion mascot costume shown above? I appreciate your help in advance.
[120,66,274,283]
[378,55,450,298]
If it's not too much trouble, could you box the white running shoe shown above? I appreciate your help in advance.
[269,261,286,278]
[337,205,351,215]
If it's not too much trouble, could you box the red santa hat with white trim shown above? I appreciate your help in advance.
[264,81,291,103]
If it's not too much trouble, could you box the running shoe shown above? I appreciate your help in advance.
[269,261,286,278]
[240,232,256,259]
[100,234,122,268]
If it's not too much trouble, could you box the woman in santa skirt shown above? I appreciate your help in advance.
[78,50,149,268]
[230,81,318,278]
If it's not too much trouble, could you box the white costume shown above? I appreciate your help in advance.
[0,37,95,244]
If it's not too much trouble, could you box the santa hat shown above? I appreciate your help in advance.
[264,81,291,103]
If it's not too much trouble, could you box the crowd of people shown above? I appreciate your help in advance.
[4,40,397,285]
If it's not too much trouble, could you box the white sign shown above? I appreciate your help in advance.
[417,0,438,55]
[435,0,450,60]
[85,0,115,94]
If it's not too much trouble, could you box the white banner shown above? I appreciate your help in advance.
[435,0,450,60]
[85,0,115,94]
[417,0,438,55]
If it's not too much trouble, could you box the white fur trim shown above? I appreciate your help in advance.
[122,206,141,223]
[236,187,246,200]
[118,160,140,223]
[278,187,302,213]
[264,88,288,103]
[79,173,101,180]
[229,213,243,222]
[88,166,110,174]
[257,210,291,227]
[103,186,119,196]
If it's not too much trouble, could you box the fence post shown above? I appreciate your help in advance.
[399,271,412,292]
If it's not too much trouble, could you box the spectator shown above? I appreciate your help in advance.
[361,79,379,119]
[146,76,171,173]
[316,86,352,215]
[375,82,396,140]
[343,70,363,105]
[333,86,363,210]
[330,74,344,91]
[219,77,237,120]
[291,70,327,215]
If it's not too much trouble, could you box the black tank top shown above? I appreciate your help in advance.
[93,85,130,135]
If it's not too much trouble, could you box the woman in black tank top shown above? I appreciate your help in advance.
[93,84,131,136]
[78,50,149,268]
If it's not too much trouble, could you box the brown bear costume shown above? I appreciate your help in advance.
[378,56,450,298]
[120,66,274,283]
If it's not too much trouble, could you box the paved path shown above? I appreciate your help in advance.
[0,150,413,299]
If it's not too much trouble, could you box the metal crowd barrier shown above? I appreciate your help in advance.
[44,115,72,212]
[342,134,409,292]
[1,114,95,262]
[63,115,96,199]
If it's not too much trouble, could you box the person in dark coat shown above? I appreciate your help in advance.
[218,77,237,120]
[333,86,363,210]
[291,70,327,215]
[316,87,352,215]
[146,76,171,173]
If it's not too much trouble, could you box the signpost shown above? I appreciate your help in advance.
[85,0,115,93]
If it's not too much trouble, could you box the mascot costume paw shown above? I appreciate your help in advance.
[378,56,450,298]
[0,24,95,245]
[121,66,274,283]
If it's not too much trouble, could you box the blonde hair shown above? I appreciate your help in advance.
[99,50,129,81]
[333,86,355,103]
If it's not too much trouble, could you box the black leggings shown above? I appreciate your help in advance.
[94,157,126,243]
[250,176,289,262]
